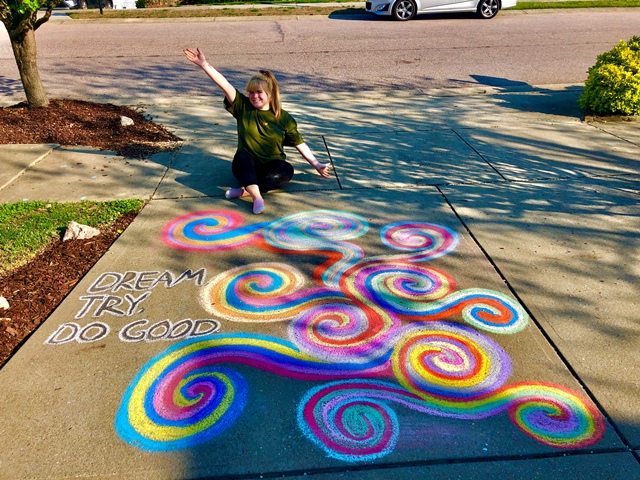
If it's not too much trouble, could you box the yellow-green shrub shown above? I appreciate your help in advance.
[579,36,640,116]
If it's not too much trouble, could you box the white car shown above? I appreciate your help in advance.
[366,0,516,20]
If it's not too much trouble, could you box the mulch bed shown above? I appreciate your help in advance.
[0,98,181,158]
[0,212,137,367]
[0,98,182,367]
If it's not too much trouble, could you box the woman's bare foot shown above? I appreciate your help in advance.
[252,198,265,215]
[244,184,265,215]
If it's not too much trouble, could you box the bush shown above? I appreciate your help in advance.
[579,36,640,116]
[135,0,147,6]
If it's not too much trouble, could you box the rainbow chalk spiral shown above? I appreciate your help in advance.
[298,380,401,463]
[341,260,456,315]
[200,262,348,323]
[116,359,248,451]
[392,288,529,334]
[115,334,391,452]
[262,210,368,287]
[298,378,606,462]
[338,260,526,334]
[391,322,511,398]
[378,222,459,262]
[162,210,265,251]
[288,302,401,363]
[506,382,606,448]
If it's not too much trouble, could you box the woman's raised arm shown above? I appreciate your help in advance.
[183,48,236,104]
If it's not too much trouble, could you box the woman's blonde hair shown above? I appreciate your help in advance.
[246,70,282,120]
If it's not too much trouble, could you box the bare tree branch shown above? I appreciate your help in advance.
[35,0,63,30]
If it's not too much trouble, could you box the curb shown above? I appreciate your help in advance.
[584,114,640,123]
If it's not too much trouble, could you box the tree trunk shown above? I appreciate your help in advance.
[10,27,49,108]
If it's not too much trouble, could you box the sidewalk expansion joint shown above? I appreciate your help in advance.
[587,122,640,149]
[150,146,180,199]
[0,145,57,192]
[322,135,342,189]
[150,186,343,201]
[452,129,507,181]
[436,185,638,455]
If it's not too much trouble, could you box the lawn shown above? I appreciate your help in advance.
[0,199,143,276]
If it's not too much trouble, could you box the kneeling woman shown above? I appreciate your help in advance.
[184,48,331,214]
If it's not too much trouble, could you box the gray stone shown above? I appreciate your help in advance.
[62,221,101,241]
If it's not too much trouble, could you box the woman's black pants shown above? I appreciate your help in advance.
[232,150,294,193]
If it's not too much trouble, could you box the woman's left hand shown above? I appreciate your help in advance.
[297,143,332,178]
[314,163,331,178]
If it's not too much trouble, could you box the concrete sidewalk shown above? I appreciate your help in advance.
[0,85,639,479]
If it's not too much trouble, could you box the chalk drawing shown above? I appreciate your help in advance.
[116,209,605,461]
[162,210,266,251]
[200,262,349,323]
[117,360,249,451]
[261,210,368,287]
[298,378,604,462]
[377,221,459,262]
[116,327,603,457]
[115,333,390,451]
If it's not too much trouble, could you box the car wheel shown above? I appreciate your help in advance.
[476,0,499,18]
[392,0,416,21]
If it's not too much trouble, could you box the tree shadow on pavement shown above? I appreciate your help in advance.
[22,62,423,101]
[0,75,25,98]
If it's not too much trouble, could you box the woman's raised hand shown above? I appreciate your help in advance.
[183,48,207,68]
[182,48,236,103]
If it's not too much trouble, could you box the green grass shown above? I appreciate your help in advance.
[0,199,144,275]
[66,0,640,19]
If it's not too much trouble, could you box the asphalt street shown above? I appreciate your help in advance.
[2,9,640,98]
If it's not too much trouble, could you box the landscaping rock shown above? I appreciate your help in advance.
[63,222,101,241]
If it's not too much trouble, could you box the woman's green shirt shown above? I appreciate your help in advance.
[224,90,304,164]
